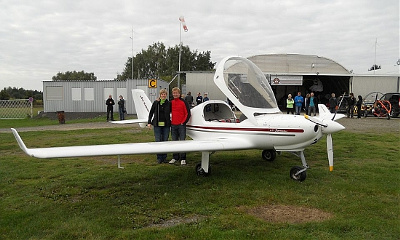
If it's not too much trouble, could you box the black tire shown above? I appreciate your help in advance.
[262,150,276,161]
[290,166,307,182]
[195,163,210,176]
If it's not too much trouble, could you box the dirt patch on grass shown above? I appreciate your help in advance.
[146,215,204,228]
[242,205,333,224]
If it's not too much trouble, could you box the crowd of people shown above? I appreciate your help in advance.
[285,91,363,118]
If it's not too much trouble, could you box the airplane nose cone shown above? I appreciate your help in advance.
[322,121,345,134]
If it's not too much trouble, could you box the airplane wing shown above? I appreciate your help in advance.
[11,128,253,159]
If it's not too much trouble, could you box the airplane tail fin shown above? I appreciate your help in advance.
[132,89,152,128]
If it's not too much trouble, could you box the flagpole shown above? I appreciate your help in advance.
[131,27,134,80]
[178,20,182,89]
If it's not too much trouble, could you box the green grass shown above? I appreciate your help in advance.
[0,126,399,239]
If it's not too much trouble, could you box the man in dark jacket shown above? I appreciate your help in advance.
[106,95,115,121]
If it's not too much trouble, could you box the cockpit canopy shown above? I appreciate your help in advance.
[214,57,280,124]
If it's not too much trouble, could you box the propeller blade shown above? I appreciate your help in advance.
[304,114,327,127]
[327,134,333,171]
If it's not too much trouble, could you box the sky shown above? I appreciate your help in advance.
[0,0,399,91]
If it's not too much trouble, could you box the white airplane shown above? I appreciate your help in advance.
[11,56,345,181]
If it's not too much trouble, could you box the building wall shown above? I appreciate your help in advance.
[43,79,169,114]
[351,76,399,97]
[185,72,226,102]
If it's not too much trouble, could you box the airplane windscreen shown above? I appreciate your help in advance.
[224,59,278,109]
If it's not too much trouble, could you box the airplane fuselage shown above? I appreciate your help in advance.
[187,100,323,152]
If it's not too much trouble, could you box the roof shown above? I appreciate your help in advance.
[248,54,350,75]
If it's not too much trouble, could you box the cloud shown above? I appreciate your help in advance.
[0,0,398,91]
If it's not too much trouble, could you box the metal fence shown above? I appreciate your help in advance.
[0,99,33,119]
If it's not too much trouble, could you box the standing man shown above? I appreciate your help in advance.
[106,94,115,121]
[185,91,194,108]
[308,92,317,116]
[169,87,191,165]
[329,93,337,113]
[294,92,304,115]
[347,93,356,118]
[196,92,203,105]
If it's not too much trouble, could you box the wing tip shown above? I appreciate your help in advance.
[11,128,30,155]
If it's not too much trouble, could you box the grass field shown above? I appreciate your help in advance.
[0,122,399,239]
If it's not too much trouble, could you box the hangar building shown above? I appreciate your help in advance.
[186,54,399,109]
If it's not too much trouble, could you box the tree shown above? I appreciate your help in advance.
[52,71,97,81]
[117,42,215,83]
[0,87,43,100]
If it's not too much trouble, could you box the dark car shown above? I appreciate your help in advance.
[381,93,400,117]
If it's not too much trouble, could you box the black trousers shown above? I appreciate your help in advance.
[107,107,114,120]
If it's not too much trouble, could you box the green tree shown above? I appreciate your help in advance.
[52,71,97,81]
[117,42,215,83]
[0,87,43,101]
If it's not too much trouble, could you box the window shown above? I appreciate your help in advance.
[84,88,94,101]
[71,88,81,101]
[46,86,63,100]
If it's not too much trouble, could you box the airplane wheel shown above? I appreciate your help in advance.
[262,150,276,161]
[290,166,307,182]
[195,163,210,176]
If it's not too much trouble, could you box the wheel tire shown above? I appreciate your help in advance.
[290,166,307,182]
[195,163,210,176]
[262,150,276,161]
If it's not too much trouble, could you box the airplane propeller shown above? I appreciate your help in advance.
[304,109,345,172]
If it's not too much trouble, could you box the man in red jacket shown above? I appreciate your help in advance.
[169,87,191,165]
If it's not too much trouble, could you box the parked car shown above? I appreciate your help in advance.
[381,93,400,117]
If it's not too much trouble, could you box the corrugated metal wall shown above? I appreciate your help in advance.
[185,72,226,102]
[43,79,169,114]
[351,76,399,98]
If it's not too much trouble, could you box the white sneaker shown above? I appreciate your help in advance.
[181,160,186,165]
[169,159,176,164]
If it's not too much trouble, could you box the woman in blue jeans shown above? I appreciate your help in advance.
[147,89,171,163]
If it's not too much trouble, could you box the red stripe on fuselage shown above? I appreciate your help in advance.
[186,125,304,133]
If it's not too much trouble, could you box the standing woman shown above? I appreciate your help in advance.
[118,95,125,120]
[147,89,171,163]
[286,94,294,114]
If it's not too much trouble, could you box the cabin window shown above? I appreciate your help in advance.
[203,103,238,123]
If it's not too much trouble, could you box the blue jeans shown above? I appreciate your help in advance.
[118,107,125,120]
[154,126,170,163]
[295,105,302,115]
[171,124,186,160]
